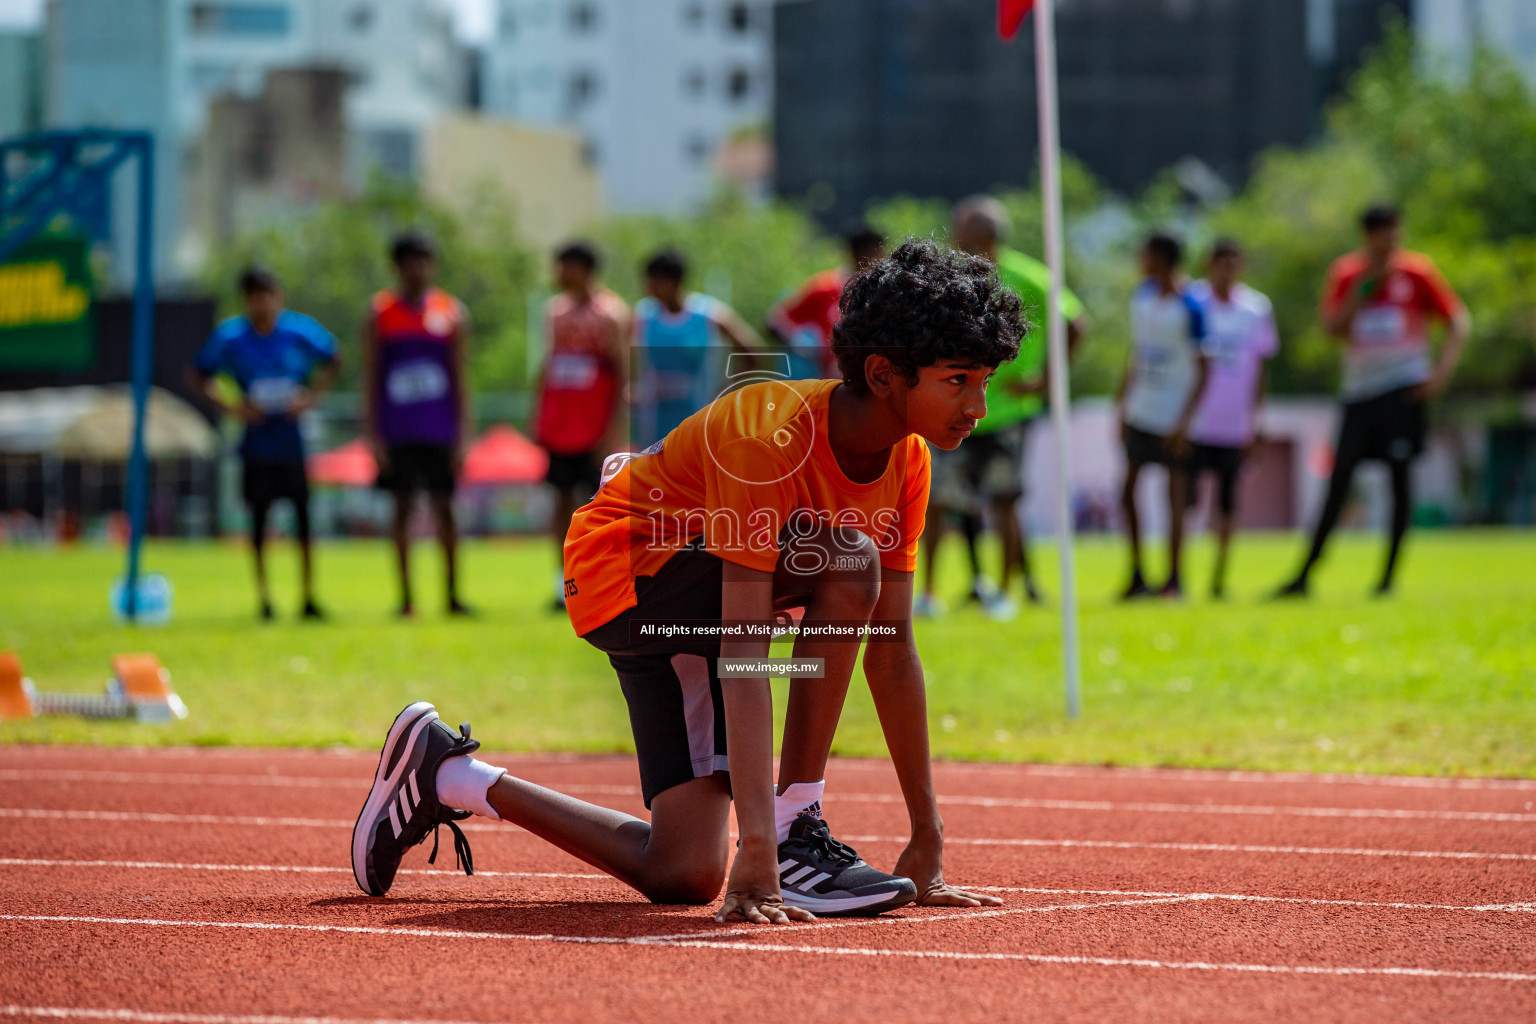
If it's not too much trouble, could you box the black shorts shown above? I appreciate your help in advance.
[1337,386,1427,465]
[377,443,456,498]
[545,449,603,495]
[582,540,730,808]
[1189,444,1243,515]
[964,420,1030,502]
[242,461,309,510]
[1124,425,1188,469]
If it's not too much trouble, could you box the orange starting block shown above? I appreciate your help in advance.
[0,651,187,723]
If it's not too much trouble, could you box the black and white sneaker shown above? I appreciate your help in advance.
[777,815,917,917]
[351,701,480,896]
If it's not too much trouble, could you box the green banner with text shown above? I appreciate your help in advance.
[0,235,95,370]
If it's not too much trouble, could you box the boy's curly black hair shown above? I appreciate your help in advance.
[831,239,1026,394]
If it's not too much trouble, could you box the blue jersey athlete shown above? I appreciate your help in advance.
[630,250,762,449]
[190,267,339,620]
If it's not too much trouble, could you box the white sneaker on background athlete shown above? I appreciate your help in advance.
[982,591,1019,622]
[912,593,946,619]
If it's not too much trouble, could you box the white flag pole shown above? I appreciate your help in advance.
[1032,0,1082,718]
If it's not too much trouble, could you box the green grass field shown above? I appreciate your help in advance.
[2,530,1532,776]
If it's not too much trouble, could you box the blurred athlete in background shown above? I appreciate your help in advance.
[363,233,473,618]
[768,225,886,380]
[630,250,762,449]
[190,267,338,621]
[1117,233,1209,600]
[1185,239,1278,599]
[533,241,629,610]
[1276,205,1468,598]
[917,196,1088,620]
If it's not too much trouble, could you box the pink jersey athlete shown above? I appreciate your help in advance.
[534,288,628,456]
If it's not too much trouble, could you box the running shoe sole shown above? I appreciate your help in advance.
[780,884,918,917]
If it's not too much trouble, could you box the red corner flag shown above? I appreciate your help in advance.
[998,0,1036,41]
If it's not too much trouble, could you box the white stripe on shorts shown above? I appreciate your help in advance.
[671,654,728,778]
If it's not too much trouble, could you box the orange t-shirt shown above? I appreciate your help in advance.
[562,378,931,636]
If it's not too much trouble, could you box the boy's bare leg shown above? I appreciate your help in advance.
[1120,461,1148,596]
[775,526,882,790]
[392,494,413,613]
[919,503,945,600]
[861,567,1002,908]
[429,492,462,609]
[1212,509,1234,597]
[1163,466,1189,594]
[250,500,272,617]
[486,772,733,905]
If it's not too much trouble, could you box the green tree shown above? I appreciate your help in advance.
[1212,24,1536,394]
[204,177,539,393]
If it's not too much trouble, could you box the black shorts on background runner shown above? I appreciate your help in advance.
[377,443,456,497]
[1336,386,1427,465]
[1189,444,1243,515]
[545,449,603,495]
[242,461,310,509]
[1124,425,1187,469]
[581,540,729,808]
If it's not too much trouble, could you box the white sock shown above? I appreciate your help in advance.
[775,780,825,844]
[435,755,507,821]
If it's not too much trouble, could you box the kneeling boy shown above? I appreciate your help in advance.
[352,240,1020,923]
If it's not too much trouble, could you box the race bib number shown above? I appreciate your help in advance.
[1203,310,1247,367]
[1353,306,1407,347]
[653,370,701,401]
[547,353,600,390]
[386,360,450,404]
[248,376,297,414]
[1136,346,1173,383]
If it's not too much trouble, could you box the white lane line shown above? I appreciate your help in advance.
[0,808,354,828]
[0,771,636,800]
[7,753,1534,791]
[1,915,1530,984]
[0,809,520,833]
[832,761,1536,791]
[854,793,1536,823]
[0,1007,518,1024]
[8,771,1532,821]
[845,834,1536,862]
[642,895,1212,943]
[6,858,1527,915]
[967,886,1536,914]
[0,858,609,881]
[7,808,1532,861]
[649,938,1536,982]
[0,913,634,946]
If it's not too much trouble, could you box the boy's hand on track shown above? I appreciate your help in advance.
[715,891,815,925]
[912,881,1003,907]
[895,832,1004,908]
[715,847,816,924]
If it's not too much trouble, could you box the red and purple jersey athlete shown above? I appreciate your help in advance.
[369,287,465,446]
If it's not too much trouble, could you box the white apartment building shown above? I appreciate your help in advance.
[481,0,773,212]
[1415,0,1536,81]
[46,0,461,280]
[176,0,460,177]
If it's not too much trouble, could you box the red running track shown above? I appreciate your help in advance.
[1,746,1533,1023]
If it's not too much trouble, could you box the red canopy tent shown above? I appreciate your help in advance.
[461,425,548,485]
[307,428,548,488]
[307,437,376,487]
